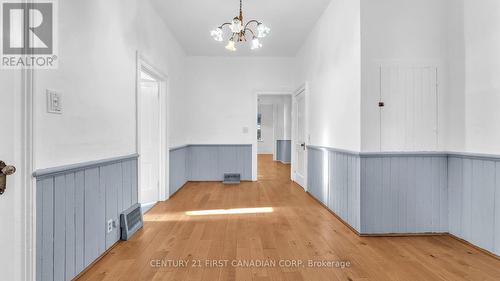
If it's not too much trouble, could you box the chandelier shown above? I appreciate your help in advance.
[210,0,271,51]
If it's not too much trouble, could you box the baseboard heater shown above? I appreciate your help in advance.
[120,203,143,241]
[224,173,241,184]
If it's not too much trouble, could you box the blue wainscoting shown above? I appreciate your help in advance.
[276,140,291,163]
[187,144,252,181]
[169,146,188,196]
[34,155,138,281]
[448,153,500,256]
[169,144,253,192]
[307,148,448,235]
[307,146,500,256]
[360,153,448,234]
[308,146,361,232]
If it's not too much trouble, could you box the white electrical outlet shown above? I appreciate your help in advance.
[107,219,113,233]
[47,89,62,114]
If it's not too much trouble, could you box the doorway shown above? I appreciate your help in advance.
[254,93,293,181]
[257,104,275,155]
[292,86,307,189]
[137,56,168,210]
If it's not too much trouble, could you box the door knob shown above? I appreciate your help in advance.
[0,161,16,195]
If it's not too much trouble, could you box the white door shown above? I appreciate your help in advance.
[0,71,24,279]
[380,65,438,151]
[294,91,306,188]
[139,81,160,204]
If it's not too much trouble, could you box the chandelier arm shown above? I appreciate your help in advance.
[219,22,232,29]
[244,28,256,38]
[244,19,261,30]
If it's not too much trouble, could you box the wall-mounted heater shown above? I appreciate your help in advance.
[120,203,143,241]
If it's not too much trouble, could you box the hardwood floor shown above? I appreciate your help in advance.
[78,155,500,281]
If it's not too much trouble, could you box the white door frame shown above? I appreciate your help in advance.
[22,68,35,281]
[252,91,292,181]
[7,62,35,281]
[291,83,309,190]
[17,14,36,281]
[136,52,169,203]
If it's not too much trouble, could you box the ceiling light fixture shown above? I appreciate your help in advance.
[210,0,270,51]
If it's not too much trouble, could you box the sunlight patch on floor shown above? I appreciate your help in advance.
[185,207,274,216]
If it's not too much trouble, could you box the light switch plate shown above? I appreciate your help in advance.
[47,89,62,114]
[242,127,249,134]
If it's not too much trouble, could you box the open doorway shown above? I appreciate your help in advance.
[257,104,275,156]
[255,93,293,180]
[137,55,168,212]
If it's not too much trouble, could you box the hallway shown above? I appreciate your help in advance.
[78,155,500,281]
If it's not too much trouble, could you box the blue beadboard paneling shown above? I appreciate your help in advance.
[74,171,85,273]
[102,163,123,249]
[54,175,66,281]
[307,146,361,232]
[64,173,76,280]
[35,156,138,281]
[40,177,54,281]
[276,140,292,163]
[308,146,449,235]
[183,145,252,182]
[329,151,360,231]
[188,145,220,181]
[462,159,473,241]
[361,157,382,233]
[169,146,187,196]
[360,155,448,234]
[35,176,43,281]
[447,155,500,256]
[168,145,253,195]
[495,163,500,255]
[448,157,463,237]
[307,148,325,205]
[217,145,252,181]
[84,167,102,267]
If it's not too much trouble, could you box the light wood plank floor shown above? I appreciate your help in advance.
[78,155,500,281]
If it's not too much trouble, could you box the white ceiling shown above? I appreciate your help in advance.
[149,0,332,57]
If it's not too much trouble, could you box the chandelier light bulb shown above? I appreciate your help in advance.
[251,38,262,50]
[225,40,237,51]
[230,18,243,33]
[210,28,224,42]
[257,23,270,38]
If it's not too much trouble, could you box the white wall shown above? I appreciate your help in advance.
[296,0,361,151]
[446,0,466,152]
[463,0,500,154]
[360,0,450,152]
[183,57,295,145]
[34,0,187,169]
[257,104,274,154]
